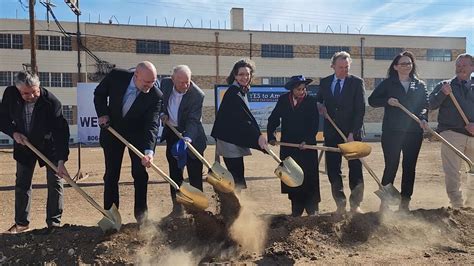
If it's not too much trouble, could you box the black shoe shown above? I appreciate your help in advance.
[305,202,319,216]
[291,201,304,217]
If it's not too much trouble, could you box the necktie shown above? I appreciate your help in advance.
[334,79,341,98]
[122,88,138,117]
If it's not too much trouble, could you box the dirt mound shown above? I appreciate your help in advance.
[1,207,473,264]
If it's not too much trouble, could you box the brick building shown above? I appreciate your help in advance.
[0,8,466,144]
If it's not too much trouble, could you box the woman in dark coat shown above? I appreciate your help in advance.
[368,51,429,212]
[211,58,268,191]
[267,75,320,216]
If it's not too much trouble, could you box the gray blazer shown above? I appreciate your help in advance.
[160,77,207,155]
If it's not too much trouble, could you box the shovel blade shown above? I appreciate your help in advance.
[338,141,372,160]
[206,162,235,193]
[374,184,401,206]
[97,204,122,232]
[274,157,304,187]
[176,182,209,211]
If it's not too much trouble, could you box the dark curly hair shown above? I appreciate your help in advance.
[387,51,419,79]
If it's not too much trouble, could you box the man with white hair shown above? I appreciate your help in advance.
[94,61,161,224]
[160,65,206,217]
[0,70,70,233]
[429,53,474,208]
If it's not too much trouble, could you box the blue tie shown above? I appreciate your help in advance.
[334,79,341,98]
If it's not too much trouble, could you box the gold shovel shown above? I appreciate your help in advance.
[23,140,122,232]
[164,121,235,193]
[105,126,209,211]
[264,146,304,187]
[394,101,474,174]
[326,115,401,205]
[276,141,371,160]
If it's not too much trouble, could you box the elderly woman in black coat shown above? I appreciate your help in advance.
[267,75,320,216]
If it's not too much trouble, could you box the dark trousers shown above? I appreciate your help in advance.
[102,141,149,223]
[223,157,247,190]
[15,159,63,227]
[381,131,423,199]
[325,135,364,208]
[165,135,204,204]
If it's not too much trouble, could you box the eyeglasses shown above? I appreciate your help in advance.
[397,62,413,67]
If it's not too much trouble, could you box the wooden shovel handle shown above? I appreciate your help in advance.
[264,146,282,164]
[448,93,470,125]
[164,121,212,169]
[276,141,341,153]
[106,126,180,190]
[23,139,112,219]
[394,102,473,170]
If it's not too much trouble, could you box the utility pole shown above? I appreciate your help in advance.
[29,0,37,74]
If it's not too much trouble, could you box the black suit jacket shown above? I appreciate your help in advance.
[94,68,161,151]
[0,86,70,166]
[159,77,207,155]
[316,74,366,140]
[211,85,262,150]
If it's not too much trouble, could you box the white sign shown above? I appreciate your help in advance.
[77,82,100,143]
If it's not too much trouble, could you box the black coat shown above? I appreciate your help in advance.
[368,77,428,133]
[267,92,319,195]
[0,86,70,166]
[94,68,161,151]
[316,74,366,140]
[159,77,207,156]
[211,85,262,151]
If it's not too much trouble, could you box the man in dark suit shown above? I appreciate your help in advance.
[160,65,206,216]
[94,61,161,224]
[316,51,366,214]
[0,71,70,233]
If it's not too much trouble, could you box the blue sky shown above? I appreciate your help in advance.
[1,0,473,53]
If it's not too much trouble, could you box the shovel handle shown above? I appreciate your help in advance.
[448,93,470,126]
[164,121,213,169]
[23,140,113,220]
[326,115,384,186]
[394,102,474,170]
[106,127,180,190]
[276,141,341,153]
[264,146,282,164]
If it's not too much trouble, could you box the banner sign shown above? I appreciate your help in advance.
[215,85,320,130]
[77,82,100,143]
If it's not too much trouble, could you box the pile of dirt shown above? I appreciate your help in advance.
[1,207,473,264]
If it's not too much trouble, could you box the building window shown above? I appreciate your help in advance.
[0,34,23,49]
[38,35,49,50]
[0,139,10,145]
[319,46,350,59]
[374,47,403,60]
[427,49,451,62]
[62,105,74,125]
[136,40,170,54]
[426,79,444,93]
[39,72,50,87]
[11,34,23,49]
[49,36,61,51]
[38,36,72,51]
[61,37,72,51]
[261,44,294,58]
[62,73,73,87]
[51,73,62,87]
[0,71,13,86]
